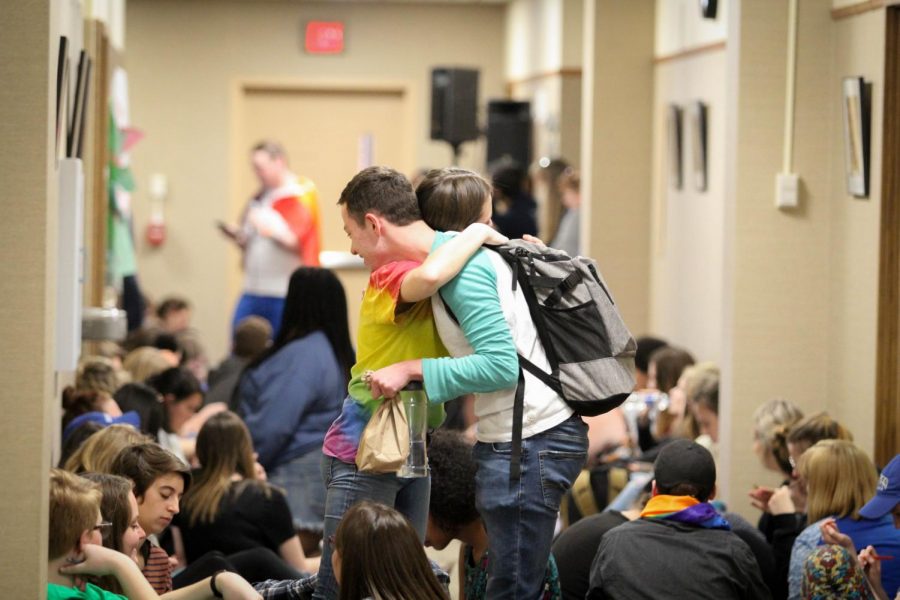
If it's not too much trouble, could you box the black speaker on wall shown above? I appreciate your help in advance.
[486,100,532,168]
[430,67,480,147]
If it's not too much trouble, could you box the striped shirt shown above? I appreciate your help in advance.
[141,543,173,594]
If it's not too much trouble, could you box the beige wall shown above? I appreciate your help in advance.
[126,0,507,360]
[650,50,727,364]
[645,0,883,512]
[580,0,654,336]
[719,0,882,514]
[826,8,884,458]
[0,0,74,594]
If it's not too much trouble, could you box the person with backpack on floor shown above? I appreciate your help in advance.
[367,167,636,600]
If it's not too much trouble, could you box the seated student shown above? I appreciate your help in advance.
[788,441,900,599]
[207,316,271,409]
[59,421,105,468]
[425,430,560,600]
[63,424,148,474]
[783,412,855,514]
[82,472,263,600]
[813,453,900,600]
[125,346,177,384]
[146,367,206,462]
[115,383,166,438]
[587,439,771,599]
[110,442,194,593]
[75,356,126,408]
[332,501,448,600]
[47,469,260,600]
[62,387,124,433]
[112,441,300,591]
[178,411,317,574]
[251,502,450,600]
[553,484,647,600]
[748,399,805,543]
[636,346,695,454]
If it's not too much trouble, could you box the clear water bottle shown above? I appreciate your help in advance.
[398,381,428,478]
[621,391,668,446]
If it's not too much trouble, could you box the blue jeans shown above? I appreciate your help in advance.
[268,448,327,533]
[312,454,431,600]
[232,293,284,337]
[474,415,588,600]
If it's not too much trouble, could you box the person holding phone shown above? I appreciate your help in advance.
[219,140,321,338]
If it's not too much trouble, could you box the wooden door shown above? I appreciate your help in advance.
[232,82,413,340]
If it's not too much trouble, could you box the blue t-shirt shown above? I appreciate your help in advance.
[834,514,900,595]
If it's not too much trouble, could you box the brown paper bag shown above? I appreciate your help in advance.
[356,397,409,473]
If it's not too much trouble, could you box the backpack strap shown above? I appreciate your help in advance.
[519,354,563,396]
[510,366,526,480]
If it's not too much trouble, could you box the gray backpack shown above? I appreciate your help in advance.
[488,240,636,477]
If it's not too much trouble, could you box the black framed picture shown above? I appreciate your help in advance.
[690,101,708,192]
[841,76,871,198]
[667,104,683,190]
[56,36,70,161]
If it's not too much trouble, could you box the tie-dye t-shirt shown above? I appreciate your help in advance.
[323,257,449,463]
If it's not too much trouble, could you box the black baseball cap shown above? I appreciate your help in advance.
[654,439,717,500]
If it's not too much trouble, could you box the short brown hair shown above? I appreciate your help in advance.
[233,316,272,358]
[800,440,876,522]
[416,167,491,232]
[156,297,190,320]
[109,442,191,498]
[49,469,102,560]
[252,140,287,161]
[559,168,580,192]
[338,166,420,226]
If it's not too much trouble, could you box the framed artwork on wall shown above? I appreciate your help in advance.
[667,104,683,190]
[56,36,70,162]
[841,76,871,198]
[690,101,708,192]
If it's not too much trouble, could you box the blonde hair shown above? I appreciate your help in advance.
[753,399,804,475]
[63,425,147,474]
[49,469,102,560]
[800,440,877,522]
[124,347,171,383]
[677,362,719,439]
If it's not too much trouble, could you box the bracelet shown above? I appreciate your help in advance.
[210,570,226,598]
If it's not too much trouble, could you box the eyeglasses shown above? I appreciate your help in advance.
[93,521,112,531]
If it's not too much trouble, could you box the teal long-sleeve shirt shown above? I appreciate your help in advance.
[422,234,519,403]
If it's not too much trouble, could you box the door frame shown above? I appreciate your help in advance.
[875,6,900,466]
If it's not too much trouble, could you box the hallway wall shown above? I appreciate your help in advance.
[126,0,507,359]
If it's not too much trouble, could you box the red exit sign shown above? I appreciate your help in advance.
[305,21,344,54]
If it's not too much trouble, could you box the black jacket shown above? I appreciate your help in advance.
[587,517,773,600]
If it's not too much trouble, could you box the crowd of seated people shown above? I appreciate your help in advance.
[49,163,900,600]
